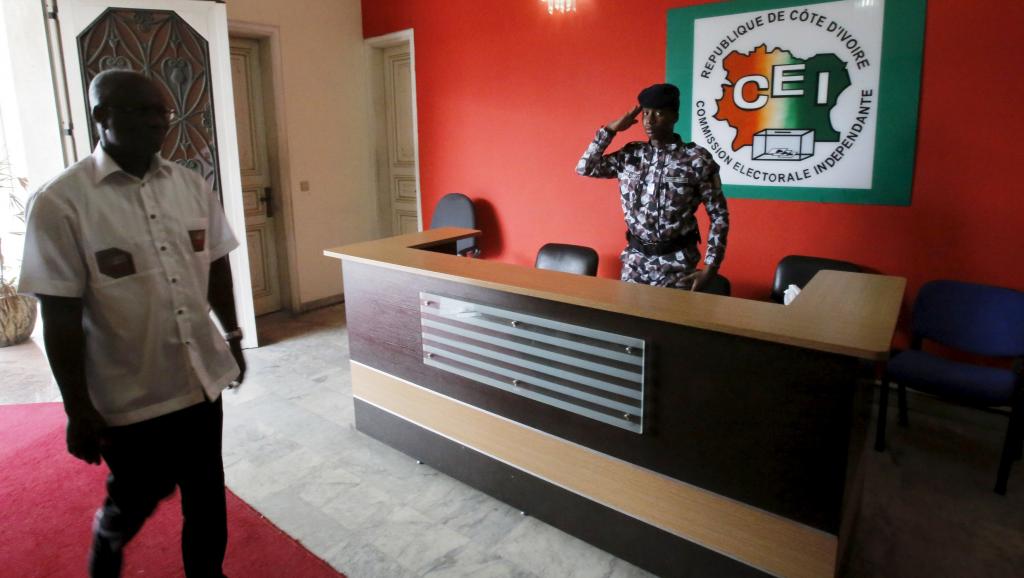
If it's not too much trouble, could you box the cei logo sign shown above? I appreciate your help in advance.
[668,0,926,205]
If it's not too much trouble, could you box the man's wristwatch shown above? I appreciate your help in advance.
[224,328,243,342]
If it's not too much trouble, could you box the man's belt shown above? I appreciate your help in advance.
[625,230,700,257]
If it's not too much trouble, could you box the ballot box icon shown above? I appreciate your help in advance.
[752,129,815,161]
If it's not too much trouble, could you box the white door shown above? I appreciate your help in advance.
[375,44,418,236]
[230,37,280,316]
[49,0,256,348]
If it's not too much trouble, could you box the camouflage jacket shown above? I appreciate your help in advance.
[576,127,729,284]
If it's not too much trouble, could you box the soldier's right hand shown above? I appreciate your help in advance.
[606,106,642,133]
[67,412,105,465]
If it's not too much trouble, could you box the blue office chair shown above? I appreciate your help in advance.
[770,255,862,303]
[874,280,1024,494]
[535,243,598,276]
[429,193,480,257]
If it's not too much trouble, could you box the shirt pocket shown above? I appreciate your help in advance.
[185,217,210,254]
[90,237,158,289]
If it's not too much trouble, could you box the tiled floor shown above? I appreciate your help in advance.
[3,304,1023,577]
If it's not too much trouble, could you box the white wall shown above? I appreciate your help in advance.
[226,0,377,307]
[0,0,64,192]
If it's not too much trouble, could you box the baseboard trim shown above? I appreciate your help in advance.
[296,293,345,313]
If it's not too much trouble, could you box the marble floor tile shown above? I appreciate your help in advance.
[361,505,471,575]
[226,445,327,503]
[322,534,416,578]
[320,478,400,533]
[491,516,648,578]
[292,384,355,428]
[251,486,354,555]
[294,457,363,509]
[403,474,528,550]
[0,323,59,404]
[419,542,538,578]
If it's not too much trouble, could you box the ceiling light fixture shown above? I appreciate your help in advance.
[541,0,576,15]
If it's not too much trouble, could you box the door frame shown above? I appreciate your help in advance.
[365,28,422,233]
[228,20,298,313]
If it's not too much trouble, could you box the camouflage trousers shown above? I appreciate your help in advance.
[619,245,702,289]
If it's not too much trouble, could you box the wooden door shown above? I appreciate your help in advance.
[230,37,280,315]
[377,44,418,236]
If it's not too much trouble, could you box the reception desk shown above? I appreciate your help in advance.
[324,228,905,578]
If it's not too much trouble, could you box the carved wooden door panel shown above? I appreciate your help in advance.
[51,0,256,347]
[74,7,222,192]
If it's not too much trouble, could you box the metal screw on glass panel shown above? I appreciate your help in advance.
[423,300,434,307]
[623,413,631,420]
[512,379,520,388]
[625,346,633,354]
[425,352,434,359]
[510,320,520,328]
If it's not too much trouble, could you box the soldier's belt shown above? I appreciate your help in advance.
[625,230,700,256]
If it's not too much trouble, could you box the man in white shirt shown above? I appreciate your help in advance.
[19,70,245,577]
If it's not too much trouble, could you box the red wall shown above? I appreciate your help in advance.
[362,0,1024,305]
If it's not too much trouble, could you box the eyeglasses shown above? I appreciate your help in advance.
[103,105,178,121]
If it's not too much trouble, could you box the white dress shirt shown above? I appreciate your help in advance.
[19,145,240,426]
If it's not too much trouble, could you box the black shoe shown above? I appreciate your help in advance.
[88,531,123,578]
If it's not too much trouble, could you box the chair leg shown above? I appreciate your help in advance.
[996,404,1023,495]
[996,424,1017,495]
[1015,405,1023,461]
[874,378,891,452]
[897,382,909,426]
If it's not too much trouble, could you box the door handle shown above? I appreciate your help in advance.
[260,187,273,218]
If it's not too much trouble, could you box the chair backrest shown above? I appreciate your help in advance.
[697,273,731,296]
[912,280,1024,357]
[770,255,863,303]
[429,193,477,255]
[535,243,599,276]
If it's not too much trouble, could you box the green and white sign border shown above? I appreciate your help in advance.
[667,0,926,205]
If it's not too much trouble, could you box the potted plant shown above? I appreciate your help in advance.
[0,154,35,347]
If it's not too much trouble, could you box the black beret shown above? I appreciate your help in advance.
[637,83,680,112]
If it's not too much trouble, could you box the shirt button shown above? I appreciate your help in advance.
[176,308,184,315]
[149,214,157,220]
[171,278,178,284]
[185,339,192,345]
[160,245,167,251]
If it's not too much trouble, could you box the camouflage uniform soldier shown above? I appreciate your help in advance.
[577,83,729,292]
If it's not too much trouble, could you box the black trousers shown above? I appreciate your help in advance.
[95,397,227,577]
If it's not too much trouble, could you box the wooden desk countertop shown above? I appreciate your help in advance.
[325,228,905,360]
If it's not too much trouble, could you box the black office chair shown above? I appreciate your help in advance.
[770,255,863,303]
[535,243,598,276]
[697,273,731,296]
[429,193,480,257]
[874,280,1024,494]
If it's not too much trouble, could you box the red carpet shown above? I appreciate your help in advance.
[0,402,345,578]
